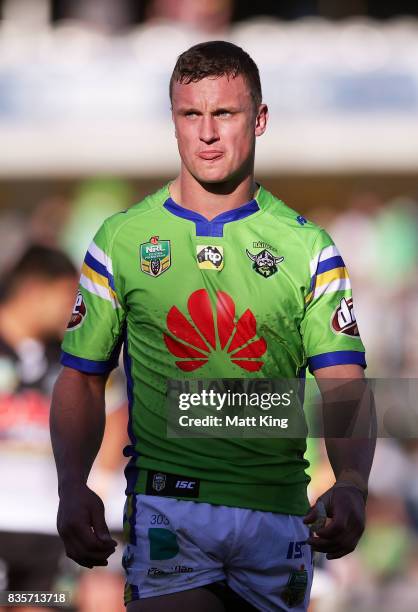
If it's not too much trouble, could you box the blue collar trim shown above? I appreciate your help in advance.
[163,197,259,237]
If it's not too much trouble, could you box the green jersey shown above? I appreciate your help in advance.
[62,183,366,514]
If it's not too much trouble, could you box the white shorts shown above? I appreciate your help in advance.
[122,494,313,611]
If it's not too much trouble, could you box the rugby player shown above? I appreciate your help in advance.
[51,41,375,611]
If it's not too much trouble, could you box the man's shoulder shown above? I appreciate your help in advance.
[257,184,324,249]
[101,183,170,237]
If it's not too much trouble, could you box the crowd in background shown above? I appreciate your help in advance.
[0,178,417,611]
[2,0,418,39]
[11,0,418,33]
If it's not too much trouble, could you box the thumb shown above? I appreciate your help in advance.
[303,506,317,524]
[303,499,327,531]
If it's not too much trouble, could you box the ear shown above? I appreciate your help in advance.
[255,103,268,137]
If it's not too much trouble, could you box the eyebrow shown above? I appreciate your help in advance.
[176,105,241,115]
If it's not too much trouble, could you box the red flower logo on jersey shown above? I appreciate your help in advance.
[163,289,267,372]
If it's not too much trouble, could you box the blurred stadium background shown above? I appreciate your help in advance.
[0,1,418,611]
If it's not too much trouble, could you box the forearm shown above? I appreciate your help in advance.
[315,365,376,493]
[324,437,375,491]
[50,367,107,495]
[322,383,376,492]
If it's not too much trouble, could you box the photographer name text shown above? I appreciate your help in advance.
[178,414,288,428]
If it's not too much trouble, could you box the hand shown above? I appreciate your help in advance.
[303,484,366,560]
[57,483,117,568]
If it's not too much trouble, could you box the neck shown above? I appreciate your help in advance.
[170,167,257,221]
[0,301,38,350]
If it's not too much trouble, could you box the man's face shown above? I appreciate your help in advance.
[171,74,267,185]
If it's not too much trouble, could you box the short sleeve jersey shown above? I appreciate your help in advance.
[61,184,366,515]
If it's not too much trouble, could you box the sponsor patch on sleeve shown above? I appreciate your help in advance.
[331,297,359,337]
[67,291,87,330]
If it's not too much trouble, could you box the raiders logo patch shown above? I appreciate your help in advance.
[246,248,284,278]
[67,291,87,330]
[331,297,359,337]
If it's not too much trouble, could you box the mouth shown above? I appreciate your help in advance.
[198,150,224,161]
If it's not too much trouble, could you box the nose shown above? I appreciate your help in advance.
[199,114,219,144]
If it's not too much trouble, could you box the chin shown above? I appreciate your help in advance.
[192,167,233,185]
[199,176,229,185]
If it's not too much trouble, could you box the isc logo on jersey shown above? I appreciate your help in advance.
[175,480,196,490]
[196,245,224,271]
[67,291,87,330]
[331,297,359,337]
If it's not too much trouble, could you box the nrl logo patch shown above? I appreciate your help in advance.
[67,291,87,330]
[152,472,167,492]
[140,236,171,277]
[196,245,224,271]
[331,297,359,337]
[246,248,284,278]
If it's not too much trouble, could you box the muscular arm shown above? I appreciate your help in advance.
[50,367,117,567]
[51,367,107,491]
[315,364,375,492]
[304,364,376,559]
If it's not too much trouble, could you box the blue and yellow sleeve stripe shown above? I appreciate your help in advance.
[306,245,351,304]
[80,241,120,308]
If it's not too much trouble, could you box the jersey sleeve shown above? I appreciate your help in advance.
[61,221,126,374]
[300,229,366,373]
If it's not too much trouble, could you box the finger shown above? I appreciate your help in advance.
[67,552,108,568]
[306,536,343,553]
[65,539,113,567]
[308,531,357,554]
[62,523,116,563]
[59,503,115,552]
[304,500,327,531]
[314,518,346,539]
[76,522,117,552]
[73,539,115,562]
[326,548,355,560]
[89,507,117,546]
[303,508,316,524]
